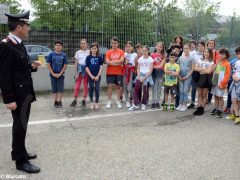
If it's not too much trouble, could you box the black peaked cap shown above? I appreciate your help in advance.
[5,10,30,24]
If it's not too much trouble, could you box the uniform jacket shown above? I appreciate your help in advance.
[0,35,36,105]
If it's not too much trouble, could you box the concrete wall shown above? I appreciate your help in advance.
[32,65,107,92]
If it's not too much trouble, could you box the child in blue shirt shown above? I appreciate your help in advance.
[85,42,103,110]
[46,40,68,108]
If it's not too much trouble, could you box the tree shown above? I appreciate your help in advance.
[217,13,240,49]
[30,0,155,56]
[0,0,20,35]
[0,0,20,13]
[31,0,98,56]
[154,0,187,45]
[183,0,219,40]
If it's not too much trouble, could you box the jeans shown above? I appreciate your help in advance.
[88,77,101,103]
[123,73,134,102]
[152,76,163,104]
[179,77,192,104]
[190,79,197,103]
[50,75,64,93]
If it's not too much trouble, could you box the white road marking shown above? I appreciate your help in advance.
[0,109,160,128]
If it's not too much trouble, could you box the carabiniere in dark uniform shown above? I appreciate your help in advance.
[0,11,41,173]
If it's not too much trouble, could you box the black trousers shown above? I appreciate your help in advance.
[89,78,101,103]
[11,103,31,165]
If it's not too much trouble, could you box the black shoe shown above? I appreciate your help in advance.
[151,104,156,108]
[216,110,222,118]
[82,100,86,107]
[54,101,58,108]
[193,107,201,115]
[210,108,217,115]
[156,103,160,109]
[198,107,204,116]
[16,162,40,173]
[58,101,62,108]
[12,153,37,161]
[70,99,77,107]
[187,103,195,109]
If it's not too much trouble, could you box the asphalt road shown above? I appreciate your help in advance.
[0,92,240,180]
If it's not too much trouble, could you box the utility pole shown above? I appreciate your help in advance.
[154,2,162,43]
[228,12,235,49]
[156,7,160,42]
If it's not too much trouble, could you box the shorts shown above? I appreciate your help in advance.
[50,75,64,93]
[164,85,177,95]
[211,86,225,97]
[106,75,123,87]
[231,86,240,101]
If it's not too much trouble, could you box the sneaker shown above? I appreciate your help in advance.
[210,108,217,115]
[225,114,236,121]
[141,104,146,110]
[82,100,86,107]
[151,104,156,109]
[116,101,122,109]
[90,103,94,110]
[58,101,62,108]
[176,104,183,111]
[106,101,111,109]
[126,101,131,108]
[170,104,175,112]
[156,103,160,109]
[54,101,58,108]
[223,108,231,114]
[70,99,77,107]
[128,104,140,111]
[187,103,195,109]
[234,117,240,125]
[163,104,168,111]
[215,110,222,118]
[180,105,187,112]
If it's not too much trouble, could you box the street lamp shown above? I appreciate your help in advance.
[153,2,162,42]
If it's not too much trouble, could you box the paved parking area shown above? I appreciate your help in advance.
[0,92,240,180]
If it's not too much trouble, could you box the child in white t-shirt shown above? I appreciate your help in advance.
[123,41,137,108]
[129,46,153,111]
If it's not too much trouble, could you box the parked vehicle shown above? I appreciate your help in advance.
[25,45,52,63]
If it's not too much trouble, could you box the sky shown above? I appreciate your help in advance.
[177,0,239,16]
[20,0,239,17]
[212,0,239,16]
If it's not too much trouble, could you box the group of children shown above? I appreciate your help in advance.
[45,36,240,125]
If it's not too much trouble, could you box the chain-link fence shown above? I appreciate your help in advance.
[0,0,240,62]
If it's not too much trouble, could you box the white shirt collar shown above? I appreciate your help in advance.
[9,33,22,44]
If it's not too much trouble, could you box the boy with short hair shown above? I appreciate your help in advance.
[163,52,180,111]
[47,40,68,108]
[210,48,231,118]
[105,37,124,109]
